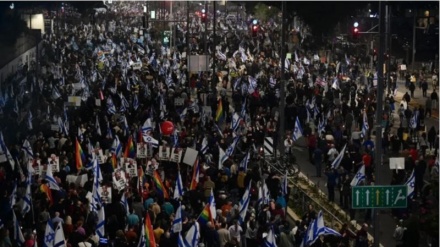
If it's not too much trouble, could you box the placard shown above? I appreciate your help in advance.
[96,149,106,164]
[136,143,148,158]
[99,185,112,204]
[183,148,198,166]
[124,158,138,178]
[68,96,81,106]
[95,99,101,106]
[170,148,183,163]
[51,124,59,131]
[389,157,405,170]
[66,174,88,187]
[146,159,159,176]
[112,168,128,191]
[159,146,170,161]
[48,154,60,172]
[286,53,292,59]
[29,159,41,176]
[400,64,407,71]
[132,62,142,70]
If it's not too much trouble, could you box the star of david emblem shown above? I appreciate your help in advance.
[409,182,415,188]
[294,127,298,133]
[356,173,363,179]
[146,136,151,142]
[45,233,54,243]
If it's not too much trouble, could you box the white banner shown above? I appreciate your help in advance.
[170,148,183,163]
[159,146,170,161]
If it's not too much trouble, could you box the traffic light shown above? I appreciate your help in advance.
[352,22,360,39]
[251,19,259,36]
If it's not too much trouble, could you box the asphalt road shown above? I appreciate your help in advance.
[290,78,439,247]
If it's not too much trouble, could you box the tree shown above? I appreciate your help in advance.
[253,3,280,23]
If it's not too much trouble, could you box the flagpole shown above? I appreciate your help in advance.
[278,1,286,158]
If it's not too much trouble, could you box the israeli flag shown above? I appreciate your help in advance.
[284,57,290,72]
[120,192,130,216]
[0,132,14,170]
[248,76,257,95]
[405,170,415,198]
[258,182,271,206]
[239,151,251,172]
[96,205,105,238]
[27,111,33,130]
[238,182,252,224]
[21,139,34,159]
[142,118,153,133]
[264,227,278,247]
[137,223,146,247]
[362,111,369,138]
[318,118,326,136]
[95,115,102,136]
[331,144,347,169]
[350,165,366,186]
[410,111,418,129]
[22,173,32,215]
[44,220,55,247]
[10,181,17,208]
[172,203,183,233]
[281,173,288,196]
[78,127,84,143]
[292,117,303,141]
[218,147,226,170]
[13,211,25,245]
[177,233,185,247]
[106,122,113,139]
[269,76,276,88]
[111,135,123,157]
[217,50,227,61]
[174,171,184,199]
[231,112,241,133]
[45,163,60,191]
[184,222,200,247]
[209,189,217,220]
[143,135,159,148]
[133,94,139,111]
[200,137,208,155]
[107,97,117,115]
[54,220,66,247]
[214,123,224,138]
[220,136,240,165]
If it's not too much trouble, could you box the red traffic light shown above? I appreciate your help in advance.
[252,25,258,31]
[201,13,207,22]
[353,27,359,33]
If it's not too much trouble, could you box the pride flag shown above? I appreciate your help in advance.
[40,183,53,206]
[189,158,200,190]
[111,153,118,170]
[197,203,213,226]
[124,136,136,159]
[144,213,157,247]
[75,138,86,170]
[152,170,169,199]
[215,98,224,122]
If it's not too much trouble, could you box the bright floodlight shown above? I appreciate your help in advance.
[10,3,14,9]
[354,22,359,28]
[201,9,205,13]
[252,19,258,25]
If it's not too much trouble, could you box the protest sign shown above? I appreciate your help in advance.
[183,148,198,166]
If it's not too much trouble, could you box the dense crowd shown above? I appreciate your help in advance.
[0,2,438,247]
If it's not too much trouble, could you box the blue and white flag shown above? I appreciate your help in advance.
[0,132,15,170]
[58,117,68,136]
[10,181,17,208]
[27,111,33,130]
[107,97,117,115]
[120,93,130,112]
[133,94,139,111]
[54,221,66,247]
[21,139,34,160]
[318,118,326,136]
[174,171,184,199]
[13,211,25,245]
[284,57,290,72]
[180,108,188,123]
[239,151,251,172]
[172,129,179,148]
[184,222,200,247]
[22,172,32,215]
[177,233,185,247]
[172,203,183,233]
[405,169,415,198]
[106,122,113,139]
[314,211,341,243]
[111,135,123,157]
[137,223,146,247]
[264,226,278,247]
[214,123,224,138]
[96,205,105,238]
[78,127,84,143]
[292,117,303,141]
[95,115,102,136]
[281,173,288,196]
[331,144,347,169]
[231,112,241,133]
[410,111,418,129]
[91,162,102,211]
[258,182,271,206]
[238,182,252,224]
[120,192,130,216]
[209,189,217,220]
[200,137,208,155]
[142,118,153,134]
[350,165,366,186]
[45,163,60,191]
[43,220,55,247]
[248,76,257,95]
[220,136,240,165]
[362,111,369,138]
[143,135,159,148]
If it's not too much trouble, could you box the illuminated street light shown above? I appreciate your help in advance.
[10,3,14,9]
[354,22,359,28]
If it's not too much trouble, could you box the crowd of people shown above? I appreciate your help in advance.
[0,2,438,247]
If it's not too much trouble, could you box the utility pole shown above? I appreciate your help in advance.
[212,1,217,94]
[385,4,391,95]
[186,1,190,89]
[279,1,286,157]
[373,1,385,247]
[411,8,417,72]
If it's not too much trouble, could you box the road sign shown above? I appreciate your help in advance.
[352,185,407,209]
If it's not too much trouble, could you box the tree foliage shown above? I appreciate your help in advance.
[253,3,280,23]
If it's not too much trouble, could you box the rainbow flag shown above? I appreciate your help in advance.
[40,183,53,206]
[215,98,224,122]
[152,170,169,199]
[75,138,86,170]
[189,157,200,190]
[111,153,118,170]
[124,136,136,158]
[144,213,157,247]
[197,203,213,225]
